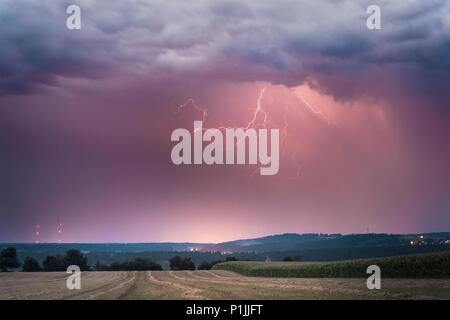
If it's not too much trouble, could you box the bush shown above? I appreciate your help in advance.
[22,257,41,272]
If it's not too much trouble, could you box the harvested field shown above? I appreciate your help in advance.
[0,271,449,300]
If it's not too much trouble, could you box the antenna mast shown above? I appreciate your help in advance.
[34,224,40,244]
[57,218,63,244]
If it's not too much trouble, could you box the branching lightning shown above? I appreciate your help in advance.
[173,85,332,181]
[174,87,270,134]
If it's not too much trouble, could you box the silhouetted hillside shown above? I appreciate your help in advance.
[199,232,450,253]
[1,232,449,268]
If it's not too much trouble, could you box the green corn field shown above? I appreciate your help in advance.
[213,251,450,278]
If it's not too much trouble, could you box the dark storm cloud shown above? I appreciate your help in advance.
[0,1,122,93]
[0,0,449,106]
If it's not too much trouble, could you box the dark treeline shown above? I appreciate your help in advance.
[3,243,449,268]
[94,257,162,271]
[3,244,450,271]
[1,247,92,272]
[42,249,90,271]
[1,247,164,272]
[197,256,242,270]
[1,247,245,271]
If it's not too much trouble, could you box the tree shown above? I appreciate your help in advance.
[65,249,89,271]
[169,255,182,270]
[169,255,195,270]
[43,254,66,271]
[0,247,20,272]
[43,249,90,271]
[22,257,41,272]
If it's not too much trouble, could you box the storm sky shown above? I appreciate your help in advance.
[1,0,449,243]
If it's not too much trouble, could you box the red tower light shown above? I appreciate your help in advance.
[34,224,40,244]
[57,219,63,244]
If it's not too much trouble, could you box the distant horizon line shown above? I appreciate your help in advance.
[1,231,449,245]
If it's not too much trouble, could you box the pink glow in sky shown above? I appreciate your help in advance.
[1,1,449,243]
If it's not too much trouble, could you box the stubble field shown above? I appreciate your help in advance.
[0,270,449,300]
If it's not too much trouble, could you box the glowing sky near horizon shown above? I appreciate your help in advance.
[1,0,449,243]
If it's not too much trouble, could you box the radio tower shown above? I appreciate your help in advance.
[34,224,40,244]
[57,218,63,244]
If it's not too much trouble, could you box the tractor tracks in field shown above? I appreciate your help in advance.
[180,271,379,298]
[117,271,146,299]
[3,271,446,300]
[147,271,206,300]
[62,272,137,300]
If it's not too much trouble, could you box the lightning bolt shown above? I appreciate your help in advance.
[173,98,208,128]
[295,94,336,125]
[175,87,271,135]
[243,87,268,130]
[173,86,313,181]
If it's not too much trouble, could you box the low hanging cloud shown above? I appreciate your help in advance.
[1,0,449,108]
